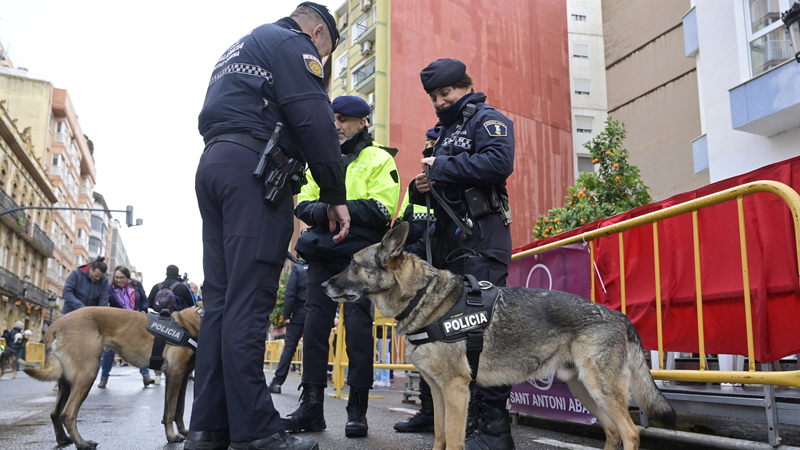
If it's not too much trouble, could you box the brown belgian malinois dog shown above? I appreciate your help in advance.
[25,306,201,449]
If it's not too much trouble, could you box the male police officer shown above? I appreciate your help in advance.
[189,4,350,450]
[407,59,516,450]
[268,259,309,394]
[283,95,400,438]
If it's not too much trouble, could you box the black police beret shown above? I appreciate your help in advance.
[420,58,467,93]
[426,127,440,140]
[299,2,341,52]
[332,95,371,118]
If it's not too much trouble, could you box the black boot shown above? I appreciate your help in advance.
[184,429,230,450]
[465,402,515,450]
[268,380,282,394]
[344,386,369,437]
[281,384,326,432]
[228,430,318,450]
[393,390,434,432]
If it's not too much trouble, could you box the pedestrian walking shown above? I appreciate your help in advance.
[187,3,350,450]
[268,260,308,394]
[400,58,516,450]
[148,265,194,313]
[283,94,400,438]
[99,266,155,388]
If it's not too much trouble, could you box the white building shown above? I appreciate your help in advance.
[89,192,109,260]
[567,0,608,177]
[686,0,800,182]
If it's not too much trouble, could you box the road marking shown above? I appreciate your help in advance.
[388,407,420,415]
[533,438,599,449]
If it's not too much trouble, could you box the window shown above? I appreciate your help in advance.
[575,116,593,133]
[577,156,595,173]
[335,53,349,80]
[1,247,7,269]
[574,79,591,95]
[571,6,587,21]
[91,215,103,232]
[572,42,589,59]
[89,236,102,254]
[744,0,794,76]
[52,153,62,167]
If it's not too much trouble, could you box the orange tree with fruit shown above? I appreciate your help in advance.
[532,118,651,241]
[269,269,291,328]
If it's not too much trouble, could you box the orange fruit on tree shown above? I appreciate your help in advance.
[615,176,621,182]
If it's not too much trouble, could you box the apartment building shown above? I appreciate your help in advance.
[567,0,609,178]
[687,0,800,181]
[602,0,709,201]
[107,219,131,274]
[90,192,110,261]
[330,0,573,247]
[0,99,57,341]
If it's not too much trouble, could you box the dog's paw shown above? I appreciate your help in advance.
[76,441,98,450]
[56,436,73,446]
[178,427,189,436]
[167,433,186,443]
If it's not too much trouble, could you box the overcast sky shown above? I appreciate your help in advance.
[0,0,342,287]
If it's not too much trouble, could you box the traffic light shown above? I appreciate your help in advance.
[126,205,134,227]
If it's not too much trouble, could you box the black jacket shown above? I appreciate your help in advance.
[148,277,194,311]
[283,263,308,324]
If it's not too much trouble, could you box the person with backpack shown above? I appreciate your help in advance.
[3,322,24,370]
[148,265,194,313]
[99,266,155,388]
[62,257,109,315]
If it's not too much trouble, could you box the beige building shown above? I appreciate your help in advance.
[0,99,58,342]
[602,0,709,201]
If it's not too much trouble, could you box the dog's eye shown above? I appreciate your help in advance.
[349,259,356,268]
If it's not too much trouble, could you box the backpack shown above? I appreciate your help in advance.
[153,281,181,313]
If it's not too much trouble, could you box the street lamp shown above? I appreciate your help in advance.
[784,1,800,63]
[47,295,56,308]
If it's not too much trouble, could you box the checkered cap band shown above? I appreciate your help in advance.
[209,63,274,87]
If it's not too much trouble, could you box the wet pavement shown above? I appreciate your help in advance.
[3,365,800,449]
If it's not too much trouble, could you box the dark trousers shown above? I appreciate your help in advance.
[272,320,304,385]
[302,260,374,388]
[191,142,295,441]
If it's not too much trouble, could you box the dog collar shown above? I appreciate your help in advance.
[395,286,429,322]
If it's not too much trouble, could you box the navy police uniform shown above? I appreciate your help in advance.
[406,59,515,448]
[191,4,343,449]
[269,262,308,390]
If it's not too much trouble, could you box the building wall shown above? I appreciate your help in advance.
[567,0,608,177]
[389,0,573,247]
[0,100,57,341]
[0,68,52,163]
[693,0,800,182]
[602,0,708,201]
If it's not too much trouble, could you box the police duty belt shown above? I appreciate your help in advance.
[403,274,499,380]
[146,308,202,371]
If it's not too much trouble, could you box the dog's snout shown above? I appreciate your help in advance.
[321,281,329,289]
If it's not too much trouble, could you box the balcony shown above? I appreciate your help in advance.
[31,224,55,257]
[751,0,782,24]
[51,165,63,177]
[352,8,376,45]
[729,59,800,136]
[352,58,376,94]
[0,188,30,234]
[76,236,86,248]
[751,40,793,75]
[47,268,55,280]
[54,131,69,145]
[22,282,49,308]
[0,266,23,297]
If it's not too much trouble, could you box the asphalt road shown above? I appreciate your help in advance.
[2,365,800,449]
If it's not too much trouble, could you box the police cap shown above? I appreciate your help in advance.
[299,2,341,52]
[426,127,440,140]
[420,58,467,93]
[332,95,371,119]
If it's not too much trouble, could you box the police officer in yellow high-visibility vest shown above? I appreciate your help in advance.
[284,95,400,438]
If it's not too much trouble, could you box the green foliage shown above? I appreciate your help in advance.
[270,269,291,328]
[532,119,651,241]
[84,134,94,155]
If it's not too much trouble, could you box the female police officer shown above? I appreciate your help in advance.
[405,58,516,450]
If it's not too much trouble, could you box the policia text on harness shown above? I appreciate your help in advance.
[402,275,499,380]
[146,308,203,371]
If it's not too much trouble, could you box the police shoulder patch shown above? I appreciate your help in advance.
[483,120,508,137]
[302,54,324,78]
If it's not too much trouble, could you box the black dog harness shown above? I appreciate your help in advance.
[146,308,203,370]
[403,275,499,380]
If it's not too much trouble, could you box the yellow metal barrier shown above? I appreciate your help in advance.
[25,342,44,365]
[513,180,800,388]
[264,338,303,373]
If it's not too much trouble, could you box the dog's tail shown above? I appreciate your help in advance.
[23,330,62,381]
[624,321,677,428]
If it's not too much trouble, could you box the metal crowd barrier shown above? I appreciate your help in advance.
[25,342,44,365]
[264,338,303,373]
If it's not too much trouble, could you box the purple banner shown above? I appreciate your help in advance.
[509,377,597,425]
[507,244,595,423]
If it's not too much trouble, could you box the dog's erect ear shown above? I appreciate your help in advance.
[377,222,409,263]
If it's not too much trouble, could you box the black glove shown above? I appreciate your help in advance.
[312,202,329,227]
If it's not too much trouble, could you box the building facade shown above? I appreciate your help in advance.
[602,0,709,201]
[567,0,609,178]
[331,0,574,247]
[0,99,57,342]
[107,219,131,274]
[687,0,800,182]
[90,192,110,261]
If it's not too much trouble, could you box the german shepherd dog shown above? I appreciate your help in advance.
[0,344,21,379]
[24,306,201,449]
[323,223,676,450]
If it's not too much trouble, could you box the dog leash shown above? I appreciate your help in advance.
[423,165,472,266]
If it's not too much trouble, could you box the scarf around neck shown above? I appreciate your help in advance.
[435,92,487,127]
[113,283,136,310]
